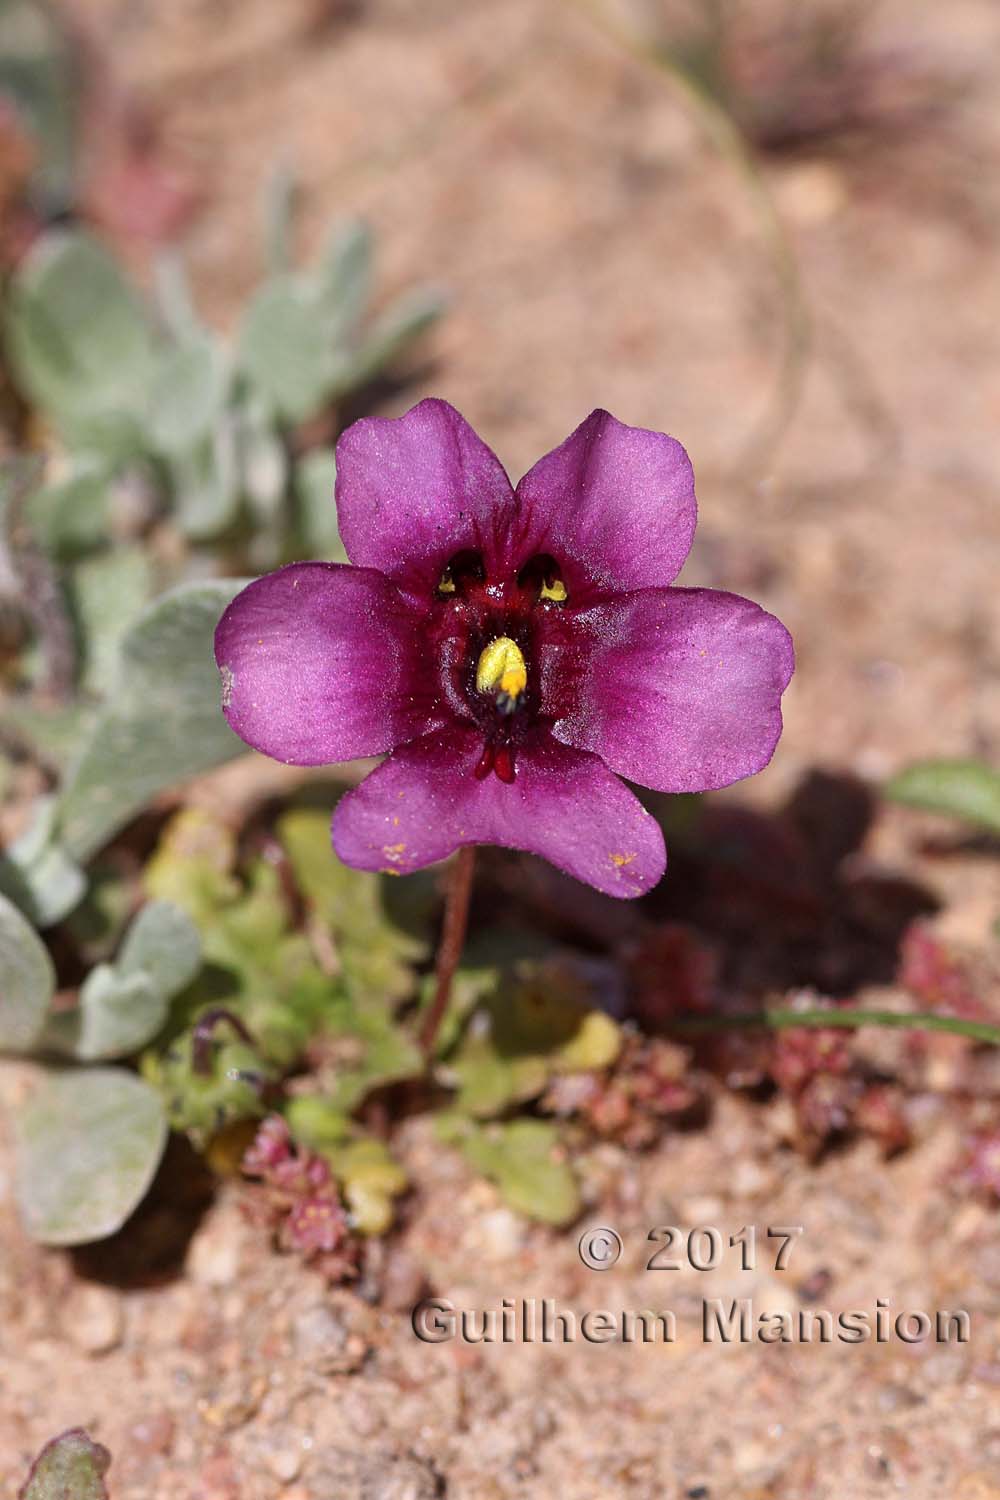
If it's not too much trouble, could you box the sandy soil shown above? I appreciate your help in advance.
[3,0,1000,1493]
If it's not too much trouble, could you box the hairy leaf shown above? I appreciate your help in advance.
[14,1067,168,1244]
[0,798,85,927]
[293,448,346,561]
[238,274,344,423]
[0,891,55,1052]
[317,219,373,339]
[147,336,229,455]
[5,232,155,436]
[47,901,202,1061]
[344,286,444,392]
[55,581,248,861]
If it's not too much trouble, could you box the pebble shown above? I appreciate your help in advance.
[729,1158,776,1198]
[186,1212,245,1287]
[752,1277,800,1323]
[378,1247,429,1313]
[309,1450,442,1499]
[263,1442,303,1483]
[62,1284,124,1355]
[732,1439,771,1477]
[292,1298,369,1374]
[953,1476,1000,1500]
[197,1371,266,1431]
[774,161,848,227]
[128,1411,176,1457]
[476,1208,525,1259]
[680,1195,724,1222]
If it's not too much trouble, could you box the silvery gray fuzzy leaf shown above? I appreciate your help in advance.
[55,581,249,862]
[45,900,201,1061]
[0,891,55,1053]
[0,798,85,928]
[4,232,155,434]
[14,1066,168,1244]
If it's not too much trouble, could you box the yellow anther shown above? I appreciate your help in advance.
[540,576,567,602]
[476,637,527,704]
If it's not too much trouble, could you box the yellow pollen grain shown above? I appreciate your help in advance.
[540,577,568,602]
[476,637,527,700]
[381,867,402,876]
[383,842,406,860]
[610,852,637,868]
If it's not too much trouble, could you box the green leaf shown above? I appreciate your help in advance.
[322,999,423,1113]
[52,969,160,1063]
[326,1137,407,1235]
[454,1119,580,1226]
[0,891,55,1052]
[0,702,98,772]
[316,219,373,339]
[278,807,427,1003]
[293,448,346,560]
[18,1428,111,1500]
[26,468,111,561]
[153,253,200,340]
[143,1033,270,1144]
[285,1093,352,1150]
[263,161,298,275]
[117,898,203,994]
[449,1032,548,1119]
[145,813,333,1070]
[446,954,621,1118]
[0,798,85,928]
[238,275,345,423]
[69,544,154,697]
[143,807,239,925]
[45,901,202,1061]
[4,232,155,435]
[286,1096,408,1233]
[170,426,241,541]
[14,1067,168,1244]
[147,336,229,455]
[55,581,248,862]
[238,397,287,515]
[886,760,1000,834]
[344,287,444,391]
[1,0,77,210]
[236,394,288,567]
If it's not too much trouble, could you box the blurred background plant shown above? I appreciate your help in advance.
[650,0,960,158]
[0,201,444,715]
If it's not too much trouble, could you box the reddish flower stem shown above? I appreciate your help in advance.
[419,846,476,1059]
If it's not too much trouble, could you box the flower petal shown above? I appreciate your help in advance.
[332,727,665,899]
[335,398,518,590]
[551,586,794,791]
[513,410,696,596]
[214,562,444,765]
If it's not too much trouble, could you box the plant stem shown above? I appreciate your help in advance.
[419,846,476,1059]
[669,1007,1000,1047]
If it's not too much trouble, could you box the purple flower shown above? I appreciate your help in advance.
[215,400,794,898]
